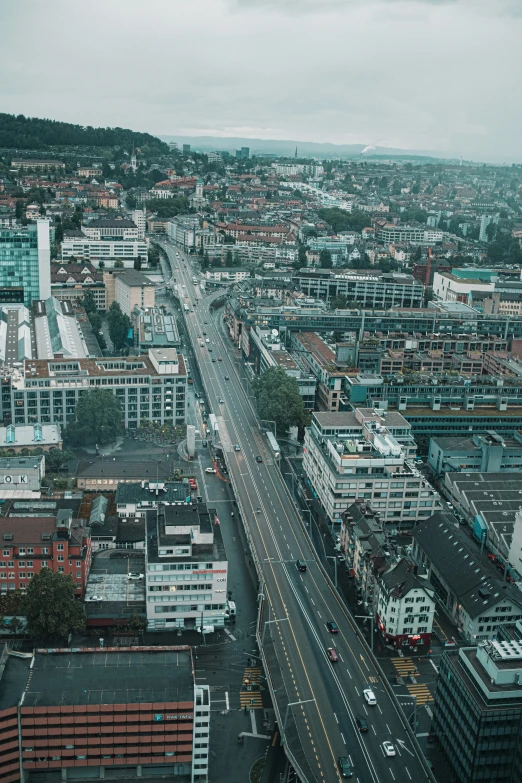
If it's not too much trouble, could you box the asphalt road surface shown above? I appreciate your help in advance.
[161,242,434,783]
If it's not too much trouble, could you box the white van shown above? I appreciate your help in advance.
[226,599,236,617]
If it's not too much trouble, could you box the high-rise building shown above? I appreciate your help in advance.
[182,144,191,155]
[235,146,250,159]
[0,220,51,306]
[431,640,522,783]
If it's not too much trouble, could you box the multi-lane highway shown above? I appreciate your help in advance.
[161,241,434,783]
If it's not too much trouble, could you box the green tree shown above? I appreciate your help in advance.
[298,246,308,267]
[45,448,74,473]
[82,290,97,314]
[252,367,310,439]
[15,199,25,220]
[22,569,86,642]
[225,249,233,265]
[148,244,160,268]
[319,249,333,268]
[114,258,124,269]
[66,388,123,446]
[88,310,102,332]
[107,301,132,351]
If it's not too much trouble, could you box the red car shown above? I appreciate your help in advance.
[327,648,339,663]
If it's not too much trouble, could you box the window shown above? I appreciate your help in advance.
[76,572,81,578]
[27,548,33,555]
[42,548,48,554]
[57,544,64,551]
[18,561,25,568]
[58,567,64,573]
[57,555,64,562]
[26,561,32,568]
[18,548,25,555]
[76,561,81,567]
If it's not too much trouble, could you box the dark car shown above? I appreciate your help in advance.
[256,455,263,463]
[355,715,368,732]
[224,375,229,380]
[327,620,339,634]
[338,756,353,778]
[296,559,307,572]
[202,440,208,447]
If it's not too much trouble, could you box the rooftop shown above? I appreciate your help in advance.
[77,460,174,481]
[21,648,193,707]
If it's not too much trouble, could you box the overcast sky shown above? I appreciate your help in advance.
[1,0,521,161]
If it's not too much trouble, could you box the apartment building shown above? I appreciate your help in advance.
[145,503,228,631]
[290,332,348,411]
[303,408,440,527]
[412,513,522,642]
[0,510,91,596]
[2,348,187,429]
[248,326,316,410]
[50,262,106,310]
[340,502,388,612]
[376,559,435,649]
[113,269,155,315]
[204,268,249,283]
[11,159,65,170]
[297,269,424,309]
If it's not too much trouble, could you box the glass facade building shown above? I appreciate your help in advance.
[0,220,51,306]
[431,643,522,783]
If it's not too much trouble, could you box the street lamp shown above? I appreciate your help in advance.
[397,694,418,732]
[282,700,316,745]
[261,419,277,440]
[326,555,338,589]
[355,614,374,652]
[261,616,289,646]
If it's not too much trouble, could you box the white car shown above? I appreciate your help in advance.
[382,741,396,757]
[127,573,144,581]
[205,467,216,474]
[363,689,377,705]
[86,595,103,602]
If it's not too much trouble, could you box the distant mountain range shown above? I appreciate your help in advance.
[159,134,454,162]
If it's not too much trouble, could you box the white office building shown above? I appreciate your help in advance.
[303,408,441,527]
[145,502,228,631]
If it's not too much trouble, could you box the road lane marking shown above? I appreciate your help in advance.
[341,733,345,744]
[334,713,338,723]
[389,768,395,780]
[345,668,352,679]
[405,767,411,779]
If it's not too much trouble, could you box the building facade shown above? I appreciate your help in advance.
[1,349,187,430]
[431,641,522,783]
[303,409,440,527]
[145,502,228,631]
[0,220,51,306]
[376,559,435,649]
[0,511,91,596]
[297,269,425,309]
[0,646,208,783]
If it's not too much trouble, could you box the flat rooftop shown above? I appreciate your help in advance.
[23,649,194,707]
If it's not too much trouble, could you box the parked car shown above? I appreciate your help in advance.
[127,573,144,581]
[205,467,216,474]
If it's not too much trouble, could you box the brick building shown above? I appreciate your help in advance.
[0,512,91,596]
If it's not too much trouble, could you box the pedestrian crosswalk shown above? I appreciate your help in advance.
[406,683,434,705]
[240,667,264,709]
[391,657,418,677]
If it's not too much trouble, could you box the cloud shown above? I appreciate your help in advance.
[0,0,521,161]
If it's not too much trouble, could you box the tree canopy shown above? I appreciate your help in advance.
[144,196,189,218]
[317,207,369,233]
[22,569,86,642]
[252,367,310,438]
[107,301,132,351]
[0,112,169,153]
[66,389,123,446]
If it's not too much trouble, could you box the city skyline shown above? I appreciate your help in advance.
[1,0,521,162]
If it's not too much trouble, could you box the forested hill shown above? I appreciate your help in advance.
[0,113,170,153]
